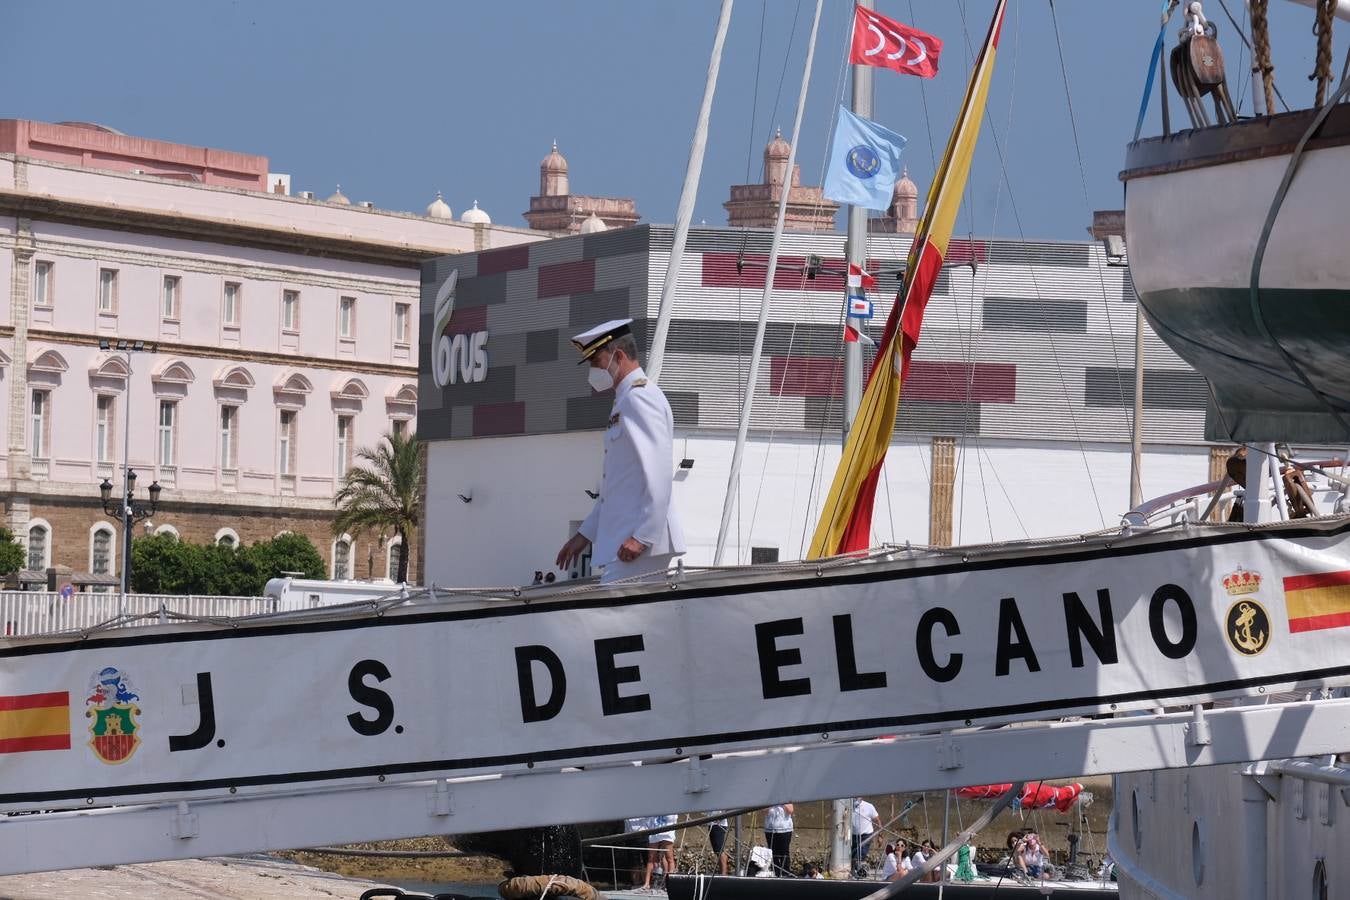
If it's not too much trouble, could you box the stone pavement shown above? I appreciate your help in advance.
[0,855,395,899]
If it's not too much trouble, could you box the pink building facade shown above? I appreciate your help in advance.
[0,120,544,587]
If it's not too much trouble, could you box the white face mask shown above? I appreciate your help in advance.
[587,356,618,392]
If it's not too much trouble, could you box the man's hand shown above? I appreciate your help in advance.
[555,533,591,571]
[617,536,649,562]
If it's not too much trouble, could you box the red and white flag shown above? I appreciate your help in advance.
[849,5,942,79]
[844,324,876,346]
[847,263,876,290]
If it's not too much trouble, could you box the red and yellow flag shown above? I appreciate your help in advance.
[0,691,70,754]
[1283,570,1350,633]
[809,0,1007,558]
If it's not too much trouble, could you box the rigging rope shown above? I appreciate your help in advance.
[745,3,854,564]
[1313,0,1336,107]
[1251,0,1279,114]
[1048,0,1135,513]
[1135,2,1180,141]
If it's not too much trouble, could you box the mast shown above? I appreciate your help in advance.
[711,0,826,565]
[1129,304,1145,509]
[645,0,734,382]
[831,0,876,876]
[842,2,874,437]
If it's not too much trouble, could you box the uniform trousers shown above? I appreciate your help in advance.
[599,552,678,585]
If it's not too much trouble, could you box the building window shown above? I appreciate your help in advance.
[223,282,241,325]
[27,524,49,571]
[158,400,177,466]
[91,526,114,576]
[215,528,239,549]
[154,524,179,541]
[334,538,352,580]
[219,405,238,469]
[162,275,181,319]
[98,268,118,313]
[751,547,780,564]
[387,538,404,582]
[33,261,53,307]
[96,395,115,463]
[30,390,50,459]
[335,415,353,477]
[394,302,410,344]
[339,296,356,338]
[279,410,297,475]
[391,419,408,440]
[282,289,300,331]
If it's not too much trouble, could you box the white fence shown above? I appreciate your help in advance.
[0,592,288,638]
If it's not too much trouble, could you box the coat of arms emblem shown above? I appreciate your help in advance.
[1222,568,1270,656]
[84,666,141,764]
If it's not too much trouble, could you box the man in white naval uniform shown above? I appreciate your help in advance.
[555,319,685,584]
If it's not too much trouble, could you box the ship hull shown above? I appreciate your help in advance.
[1122,104,1350,443]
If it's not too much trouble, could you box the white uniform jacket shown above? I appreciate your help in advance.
[578,367,686,568]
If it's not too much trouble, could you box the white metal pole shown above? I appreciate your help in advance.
[1129,304,1145,509]
[645,0,734,381]
[842,1,875,439]
[833,0,877,877]
[711,0,825,566]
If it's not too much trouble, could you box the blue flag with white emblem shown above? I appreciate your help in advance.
[822,106,907,210]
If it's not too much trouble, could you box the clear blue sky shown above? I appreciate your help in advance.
[3,1,1319,240]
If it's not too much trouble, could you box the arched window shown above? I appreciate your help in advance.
[387,536,404,582]
[333,535,353,580]
[154,523,179,541]
[26,521,51,571]
[214,527,240,549]
[90,525,115,576]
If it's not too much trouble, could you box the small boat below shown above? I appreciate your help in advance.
[665,874,1117,899]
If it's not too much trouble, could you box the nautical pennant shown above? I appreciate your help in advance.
[809,0,1008,558]
[847,263,877,290]
[847,296,873,319]
[849,5,943,79]
[844,324,876,347]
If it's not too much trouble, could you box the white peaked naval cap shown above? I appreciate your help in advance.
[571,318,634,364]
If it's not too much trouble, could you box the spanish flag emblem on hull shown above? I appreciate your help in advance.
[1283,570,1350,633]
[0,691,71,754]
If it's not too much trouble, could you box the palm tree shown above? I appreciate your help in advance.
[333,430,422,584]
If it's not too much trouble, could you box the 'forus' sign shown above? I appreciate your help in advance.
[431,270,489,387]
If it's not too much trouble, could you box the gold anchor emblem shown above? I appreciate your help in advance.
[1226,599,1270,656]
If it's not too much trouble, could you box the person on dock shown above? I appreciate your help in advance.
[763,803,794,877]
[706,811,730,875]
[880,843,899,880]
[851,798,882,870]
[641,813,678,892]
[556,319,685,584]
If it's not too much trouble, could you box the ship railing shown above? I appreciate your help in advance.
[1123,457,1347,528]
[0,591,295,638]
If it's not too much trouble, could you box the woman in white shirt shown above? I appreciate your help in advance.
[880,844,899,880]
[763,804,794,876]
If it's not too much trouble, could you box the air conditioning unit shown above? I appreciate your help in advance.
[298,191,315,201]
[358,201,375,210]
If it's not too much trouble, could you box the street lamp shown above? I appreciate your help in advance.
[96,337,158,612]
[100,470,160,604]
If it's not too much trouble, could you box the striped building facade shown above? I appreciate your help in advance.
[420,225,1219,587]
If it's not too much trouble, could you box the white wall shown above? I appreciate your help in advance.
[425,431,604,588]
[424,429,1216,587]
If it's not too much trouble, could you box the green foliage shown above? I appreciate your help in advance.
[130,532,325,596]
[333,429,421,583]
[0,527,26,576]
